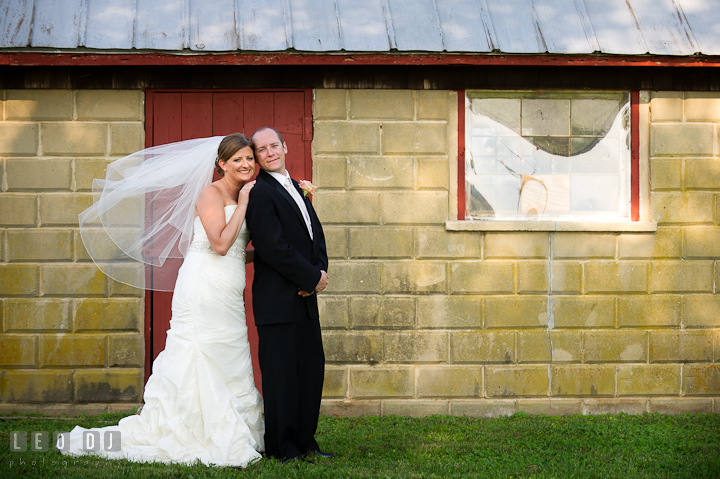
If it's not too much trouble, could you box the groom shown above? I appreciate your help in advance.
[246,127,330,462]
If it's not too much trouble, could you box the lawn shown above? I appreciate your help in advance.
[1,412,719,478]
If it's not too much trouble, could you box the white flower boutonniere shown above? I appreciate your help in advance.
[298,180,316,198]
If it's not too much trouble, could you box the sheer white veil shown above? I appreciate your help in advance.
[78,136,225,292]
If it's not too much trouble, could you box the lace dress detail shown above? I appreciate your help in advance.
[187,206,247,260]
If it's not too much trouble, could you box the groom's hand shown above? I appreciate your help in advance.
[297,270,329,297]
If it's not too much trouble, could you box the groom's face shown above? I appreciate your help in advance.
[253,129,287,174]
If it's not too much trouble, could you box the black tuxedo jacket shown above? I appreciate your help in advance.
[246,169,328,326]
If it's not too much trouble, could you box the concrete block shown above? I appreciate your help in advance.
[322,261,381,294]
[5,370,72,402]
[74,369,143,402]
[485,366,549,397]
[6,158,72,190]
[683,364,720,395]
[382,122,447,155]
[381,192,448,224]
[648,398,713,414]
[313,156,347,188]
[516,330,550,363]
[322,366,348,398]
[323,226,348,259]
[417,90,451,120]
[75,298,141,331]
[313,122,379,154]
[650,158,682,190]
[349,296,415,329]
[322,331,382,362]
[384,400,449,417]
[449,261,514,294]
[41,123,107,156]
[581,399,647,415]
[617,295,681,327]
[485,296,547,328]
[685,159,720,189]
[39,194,94,225]
[650,123,714,157]
[649,92,683,121]
[0,264,39,296]
[0,123,38,155]
[382,261,447,294]
[74,158,112,191]
[416,296,482,329]
[517,399,583,416]
[517,261,549,293]
[384,331,448,363]
[40,334,106,366]
[585,261,647,293]
[618,364,681,396]
[450,330,514,363]
[0,335,36,366]
[551,262,583,293]
[650,330,713,362]
[110,122,144,155]
[318,296,349,329]
[550,330,582,362]
[485,233,549,259]
[551,365,615,397]
[553,233,615,259]
[108,266,145,297]
[348,156,414,189]
[349,90,414,120]
[652,192,714,224]
[5,90,73,120]
[584,330,647,363]
[42,264,107,296]
[683,226,720,259]
[108,333,143,367]
[349,227,413,258]
[417,158,449,189]
[314,192,380,223]
[649,261,713,293]
[684,295,720,328]
[450,399,517,418]
[418,366,482,397]
[3,299,71,331]
[0,195,37,226]
[6,229,73,261]
[75,90,143,120]
[416,227,481,258]
[684,92,720,121]
[313,89,347,120]
[618,227,682,259]
[351,367,414,398]
[320,399,381,417]
[41,404,110,416]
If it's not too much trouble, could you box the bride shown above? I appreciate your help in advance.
[62,133,264,467]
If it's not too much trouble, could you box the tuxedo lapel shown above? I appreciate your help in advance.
[259,170,312,239]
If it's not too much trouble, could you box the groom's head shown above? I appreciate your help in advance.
[251,127,287,173]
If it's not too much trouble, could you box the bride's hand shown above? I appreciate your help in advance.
[238,180,256,206]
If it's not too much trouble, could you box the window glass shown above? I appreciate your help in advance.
[465,91,630,220]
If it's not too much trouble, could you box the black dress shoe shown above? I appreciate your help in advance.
[314,451,334,459]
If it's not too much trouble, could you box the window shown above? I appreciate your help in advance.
[458,90,640,224]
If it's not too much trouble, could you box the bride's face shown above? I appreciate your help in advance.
[223,146,256,182]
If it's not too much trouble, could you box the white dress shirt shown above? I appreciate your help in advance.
[268,170,314,240]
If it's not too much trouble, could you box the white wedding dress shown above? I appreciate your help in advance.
[63,205,265,467]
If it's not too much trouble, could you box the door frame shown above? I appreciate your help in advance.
[142,88,314,383]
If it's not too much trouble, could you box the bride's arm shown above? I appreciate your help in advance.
[196,182,254,256]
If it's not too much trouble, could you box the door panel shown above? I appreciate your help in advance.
[146,90,312,395]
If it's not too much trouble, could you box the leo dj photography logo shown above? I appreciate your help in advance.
[9,431,121,453]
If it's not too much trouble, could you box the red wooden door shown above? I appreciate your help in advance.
[143,90,313,394]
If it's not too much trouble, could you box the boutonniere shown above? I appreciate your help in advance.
[298,180,316,198]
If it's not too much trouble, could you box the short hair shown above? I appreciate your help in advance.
[215,133,252,177]
[251,127,284,146]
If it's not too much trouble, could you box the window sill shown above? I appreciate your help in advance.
[446,220,658,232]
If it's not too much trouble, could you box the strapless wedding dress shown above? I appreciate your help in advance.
[63,205,264,467]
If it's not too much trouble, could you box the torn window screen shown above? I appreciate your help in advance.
[465,91,631,220]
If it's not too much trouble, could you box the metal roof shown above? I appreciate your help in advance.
[1,0,718,56]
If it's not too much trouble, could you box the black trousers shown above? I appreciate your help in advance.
[257,318,325,460]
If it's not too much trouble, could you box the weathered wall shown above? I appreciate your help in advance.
[313,89,720,417]
[0,90,145,415]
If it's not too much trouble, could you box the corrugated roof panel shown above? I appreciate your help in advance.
[533,0,597,54]
[583,0,647,54]
[135,0,187,50]
[189,0,238,51]
[237,0,290,51]
[288,0,342,51]
[676,0,720,55]
[486,0,546,53]
[336,0,391,51]
[626,0,696,55]
[85,0,136,49]
[31,0,83,48]
[435,0,493,52]
[0,0,33,47]
[386,0,445,51]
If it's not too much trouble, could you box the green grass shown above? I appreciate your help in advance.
[1,412,719,478]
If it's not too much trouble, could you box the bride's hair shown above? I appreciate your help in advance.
[216,133,252,177]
